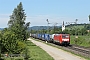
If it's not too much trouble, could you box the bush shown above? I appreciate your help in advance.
[16,41,26,54]
[2,30,26,54]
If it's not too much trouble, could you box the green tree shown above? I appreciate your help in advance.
[81,28,88,35]
[1,2,30,54]
[8,2,30,40]
[1,28,26,54]
[2,30,17,53]
[0,31,2,59]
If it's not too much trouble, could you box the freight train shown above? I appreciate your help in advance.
[30,33,70,46]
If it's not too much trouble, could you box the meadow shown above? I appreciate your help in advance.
[70,35,90,47]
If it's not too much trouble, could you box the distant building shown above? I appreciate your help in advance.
[62,21,65,31]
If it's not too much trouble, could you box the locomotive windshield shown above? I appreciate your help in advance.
[62,34,69,38]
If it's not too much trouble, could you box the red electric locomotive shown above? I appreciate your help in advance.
[53,34,70,45]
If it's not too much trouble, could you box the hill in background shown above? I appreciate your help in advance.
[28,26,62,30]
[0,28,4,30]
[28,23,88,31]
[0,23,89,31]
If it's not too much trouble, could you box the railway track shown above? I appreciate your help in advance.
[34,38,90,58]
[67,45,90,57]
[50,43,90,58]
[67,45,90,54]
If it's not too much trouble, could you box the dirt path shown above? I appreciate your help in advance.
[28,38,86,60]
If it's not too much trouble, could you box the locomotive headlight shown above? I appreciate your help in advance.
[62,39,69,41]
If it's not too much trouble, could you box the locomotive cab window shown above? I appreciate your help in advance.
[62,34,69,38]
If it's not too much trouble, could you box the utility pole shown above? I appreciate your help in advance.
[66,21,76,29]
[53,23,58,33]
[66,20,77,35]
[52,22,62,33]
[75,19,78,44]
[75,19,78,36]
[88,15,90,34]
[66,19,78,44]
[46,19,50,34]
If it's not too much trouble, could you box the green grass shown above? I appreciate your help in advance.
[26,40,54,60]
[66,25,85,30]
[70,35,90,47]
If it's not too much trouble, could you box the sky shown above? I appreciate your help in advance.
[0,0,90,28]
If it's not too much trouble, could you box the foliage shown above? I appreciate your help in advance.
[8,2,30,40]
[1,28,26,53]
[1,2,30,54]
[2,30,17,53]
[0,31,2,59]
[30,24,88,36]
[86,24,90,30]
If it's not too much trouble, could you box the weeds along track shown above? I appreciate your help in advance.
[66,45,90,58]
[34,39,90,58]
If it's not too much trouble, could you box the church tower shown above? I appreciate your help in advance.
[62,21,65,31]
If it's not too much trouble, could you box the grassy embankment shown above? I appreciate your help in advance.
[26,40,54,60]
[70,35,90,60]
[70,35,90,47]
